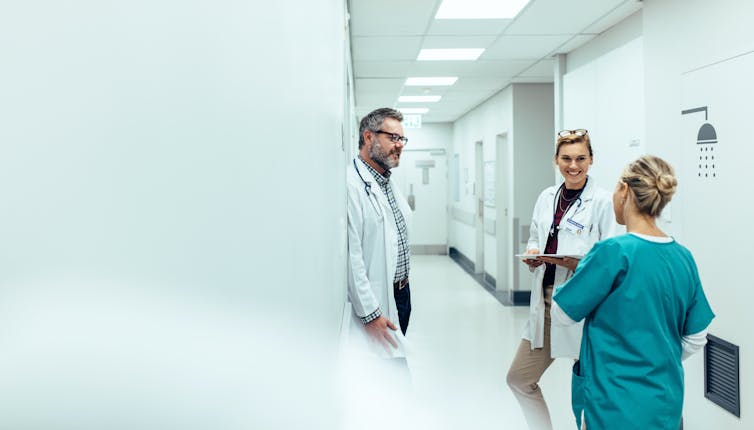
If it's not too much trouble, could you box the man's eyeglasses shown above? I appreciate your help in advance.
[374,130,409,145]
[558,129,588,138]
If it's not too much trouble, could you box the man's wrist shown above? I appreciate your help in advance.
[360,308,381,324]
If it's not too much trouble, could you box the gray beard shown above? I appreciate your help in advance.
[369,141,398,171]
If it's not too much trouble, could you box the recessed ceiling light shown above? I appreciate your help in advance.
[435,0,530,19]
[398,107,429,114]
[398,96,441,103]
[417,48,484,61]
[405,77,458,86]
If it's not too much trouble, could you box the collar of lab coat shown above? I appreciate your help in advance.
[353,158,392,210]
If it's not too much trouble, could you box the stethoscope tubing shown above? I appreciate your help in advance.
[354,159,383,219]
[549,182,585,237]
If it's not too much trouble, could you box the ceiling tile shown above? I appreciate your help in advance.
[349,0,438,36]
[355,92,400,108]
[451,77,510,91]
[441,90,499,103]
[427,19,512,36]
[355,78,404,92]
[353,61,412,78]
[483,35,571,60]
[420,35,497,49]
[424,117,454,123]
[399,86,452,97]
[511,76,553,83]
[517,58,555,77]
[504,0,624,35]
[553,35,596,54]
[582,2,642,34]
[352,36,424,61]
[407,59,534,77]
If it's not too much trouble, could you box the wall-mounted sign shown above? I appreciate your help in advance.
[402,114,422,129]
[415,159,435,184]
[681,106,718,179]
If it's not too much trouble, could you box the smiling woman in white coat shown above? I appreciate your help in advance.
[506,129,622,430]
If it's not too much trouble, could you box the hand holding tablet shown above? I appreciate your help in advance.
[516,254,583,271]
[515,253,583,260]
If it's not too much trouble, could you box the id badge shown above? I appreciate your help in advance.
[562,218,585,235]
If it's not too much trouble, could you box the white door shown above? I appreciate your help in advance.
[392,149,448,252]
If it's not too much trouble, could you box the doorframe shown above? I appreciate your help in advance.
[474,140,484,274]
[495,133,513,297]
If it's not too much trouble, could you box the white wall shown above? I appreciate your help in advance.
[403,122,453,151]
[511,84,556,292]
[449,84,553,294]
[563,11,645,193]
[450,88,514,267]
[643,0,754,427]
[0,1,350,429]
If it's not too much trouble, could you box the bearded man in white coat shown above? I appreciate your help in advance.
[345,107,412,362]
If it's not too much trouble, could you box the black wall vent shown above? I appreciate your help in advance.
[704,334,740,417]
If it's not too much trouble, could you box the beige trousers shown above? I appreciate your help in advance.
[507,286,555,430]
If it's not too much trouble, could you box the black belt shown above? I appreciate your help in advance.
[393,277,409,290]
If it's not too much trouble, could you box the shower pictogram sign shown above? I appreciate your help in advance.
[681,106,717,179]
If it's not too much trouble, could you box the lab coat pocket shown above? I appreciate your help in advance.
[571,360,586,429]
[560,214,597,256]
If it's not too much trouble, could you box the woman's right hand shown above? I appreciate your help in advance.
[522,248,544,268]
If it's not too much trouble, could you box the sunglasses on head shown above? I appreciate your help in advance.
[558,129,588,138]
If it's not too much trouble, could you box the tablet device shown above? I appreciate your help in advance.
[515,253,583,260]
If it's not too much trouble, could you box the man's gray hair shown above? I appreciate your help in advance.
[358,108,403,149]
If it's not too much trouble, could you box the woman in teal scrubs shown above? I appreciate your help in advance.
[551,155,714,430]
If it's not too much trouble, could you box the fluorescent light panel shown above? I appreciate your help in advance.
[435,0,530,19]
[405,77,458,86]
[417,48,484,61]
[398,96,441,103]
[398,107,429,114]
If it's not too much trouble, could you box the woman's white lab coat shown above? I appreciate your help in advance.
[346,159,412,359]
[522,177,621,359]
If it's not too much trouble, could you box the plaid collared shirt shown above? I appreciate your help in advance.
[360,157,410,282]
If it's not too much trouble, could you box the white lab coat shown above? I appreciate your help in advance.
[522,177,622,358]
[346,158,412,359]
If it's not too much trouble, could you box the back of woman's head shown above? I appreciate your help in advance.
[621,155,677,218]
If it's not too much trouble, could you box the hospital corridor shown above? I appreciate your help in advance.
[0,0,751,429]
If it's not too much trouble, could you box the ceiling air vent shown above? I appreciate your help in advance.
[704,334,740,417]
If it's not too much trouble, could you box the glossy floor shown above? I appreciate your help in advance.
[405,254,575,430]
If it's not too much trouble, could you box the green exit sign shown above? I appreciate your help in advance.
[402,114,422,129]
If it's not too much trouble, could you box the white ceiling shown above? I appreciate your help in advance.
[349,0,642,123]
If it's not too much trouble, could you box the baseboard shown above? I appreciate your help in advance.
[448,247,475,273]
[512,290,531,306]
[448,247,528,307]
[483,272,496,289]
[411,244,448,255]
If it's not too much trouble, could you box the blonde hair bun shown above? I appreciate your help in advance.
[656,173,677,197]
[621,155,677,218]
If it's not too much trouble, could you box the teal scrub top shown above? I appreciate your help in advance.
[554,234,714,430]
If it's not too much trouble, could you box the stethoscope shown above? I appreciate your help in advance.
[548,181,585,237]
[353,159,383,219]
